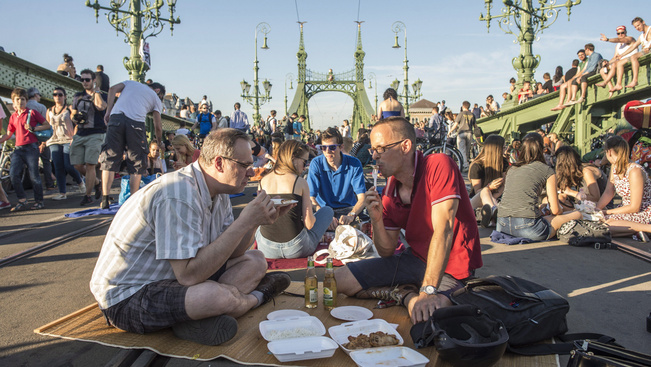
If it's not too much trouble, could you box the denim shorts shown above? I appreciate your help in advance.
[347,248,468,297]
[496,216,551,241]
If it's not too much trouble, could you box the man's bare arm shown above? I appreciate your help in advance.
[152,111,163,143]
[421,198,457,288]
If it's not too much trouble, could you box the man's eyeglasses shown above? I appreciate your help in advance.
[317,144,340,152]
[53,93,64,97]
[222,156,254,170]
[80,78,93,82]
[370,140,405,155]
[617,32,625,35]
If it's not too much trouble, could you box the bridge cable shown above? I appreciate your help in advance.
[294,0,301,23]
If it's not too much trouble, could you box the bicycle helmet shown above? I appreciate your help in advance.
[411,304,508,367]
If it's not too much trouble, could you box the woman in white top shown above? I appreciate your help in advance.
[46,87,84,200]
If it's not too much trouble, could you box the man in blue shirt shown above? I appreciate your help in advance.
[307,127,366,229]
[293,115,305,141]
[567,43,603,105]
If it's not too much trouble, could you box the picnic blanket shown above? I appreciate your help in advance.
[35,282,559,366]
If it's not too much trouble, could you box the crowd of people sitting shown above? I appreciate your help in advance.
[1,19,650,348]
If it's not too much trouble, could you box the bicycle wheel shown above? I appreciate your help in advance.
[1,155,12,192]
[424,145,464,169]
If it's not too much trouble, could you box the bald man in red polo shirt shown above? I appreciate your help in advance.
[335,116,482,324]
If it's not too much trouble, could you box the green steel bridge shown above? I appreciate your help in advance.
[477,53,651,156]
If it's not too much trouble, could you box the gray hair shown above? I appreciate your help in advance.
[200,128,250,166]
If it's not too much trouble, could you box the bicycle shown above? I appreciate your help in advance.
[420,127,464,169]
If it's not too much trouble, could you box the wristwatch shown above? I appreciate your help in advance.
[419,285,438,295]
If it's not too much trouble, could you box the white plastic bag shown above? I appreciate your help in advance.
[314,225,377,264]
[574,200,605,221]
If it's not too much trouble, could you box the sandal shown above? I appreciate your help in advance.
[31,202,45,210]
[10,201,29,212]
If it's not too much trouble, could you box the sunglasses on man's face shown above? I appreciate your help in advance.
[80,78,93,82]
[53,93,65,97]
[317,144,340,152]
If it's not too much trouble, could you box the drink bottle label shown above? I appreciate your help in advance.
[309,289,317,303]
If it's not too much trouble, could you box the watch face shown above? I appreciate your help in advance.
[425,285,435,294]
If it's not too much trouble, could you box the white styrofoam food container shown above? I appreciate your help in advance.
[349,346,429,367]
[259,316,326,341]
[328,319,404,354]
[267,336,339,362]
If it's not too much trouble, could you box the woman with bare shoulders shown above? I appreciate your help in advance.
[255,140,334,258]
[377,88,404,120]
[57,54,76,79]
[554,146,608,211]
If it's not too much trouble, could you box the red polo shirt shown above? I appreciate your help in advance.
[382,151,482,280]
[7,109,45,146]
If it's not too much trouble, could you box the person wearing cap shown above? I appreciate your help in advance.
[607,17,651,91]
[27,87,56,191]
[596,26,637,96]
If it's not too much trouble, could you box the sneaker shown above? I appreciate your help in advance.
[80,195,94,206]
[172,315,238,346]
[78,182,86,194]
[53,194,67,201]
[254,272,292,305]
[355,284,418,306]
[31,202,44,210]
[480,204,492,228]
[0,201,11,210]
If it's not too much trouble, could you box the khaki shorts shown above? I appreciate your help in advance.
[70,133,106,166]
[99,113,148,175]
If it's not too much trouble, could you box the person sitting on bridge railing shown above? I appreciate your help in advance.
[551,51,584,111]
[605,17,651,92]
[56,53,76,79]
[566,43,604,106]
[517,81,534,104]
[90,129,293,345]
[596,25,637,97]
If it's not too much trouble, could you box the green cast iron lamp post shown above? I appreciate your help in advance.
[241,22,272,125]
[391,21,422,121]
[86,0,181,82]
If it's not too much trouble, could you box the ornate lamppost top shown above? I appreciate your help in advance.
[85,0,181,82]
[479,0,581,94]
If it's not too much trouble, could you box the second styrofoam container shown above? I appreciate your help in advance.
[328,319,404,354]
[267,336,339,362]
[349,346,429,367]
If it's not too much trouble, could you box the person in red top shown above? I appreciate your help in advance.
[0,88,51,211]
[335,116,482,324]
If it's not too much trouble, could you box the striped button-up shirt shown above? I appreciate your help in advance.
[90,162,233,309]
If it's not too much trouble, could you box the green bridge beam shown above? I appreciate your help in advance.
[477,53,651,156]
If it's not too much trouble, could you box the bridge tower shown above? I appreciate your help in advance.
[288,22,375,135]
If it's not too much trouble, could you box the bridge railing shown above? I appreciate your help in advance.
[477,52,651,155]
[306,69,356,82]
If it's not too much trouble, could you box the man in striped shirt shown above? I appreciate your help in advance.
[90,129,292,345]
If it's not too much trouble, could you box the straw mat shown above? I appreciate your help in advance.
[35,282,559,366]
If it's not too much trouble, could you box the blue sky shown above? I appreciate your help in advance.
[0,0,647,130]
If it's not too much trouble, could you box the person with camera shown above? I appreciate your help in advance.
[70,69,107,206]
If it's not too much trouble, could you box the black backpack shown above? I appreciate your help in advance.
[450,275,569,347]
[284,120,294,134]
[557,220,612,247]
